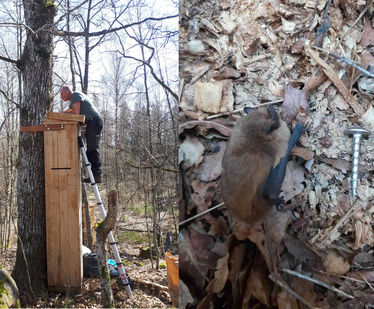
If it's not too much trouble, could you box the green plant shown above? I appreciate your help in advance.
[123,260,130,266]
[132,203,153,217]
[61,295,73,308]
[118,231,149,244]
[0,280,10,307]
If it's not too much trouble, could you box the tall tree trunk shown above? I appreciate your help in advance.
[83,0,92,94]
[67,0,76,91]
[12,0,57,296]
[137,22,160,270]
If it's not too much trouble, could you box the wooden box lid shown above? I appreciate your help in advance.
[46,112,85,124]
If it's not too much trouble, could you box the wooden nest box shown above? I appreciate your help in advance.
[43,112,85,294]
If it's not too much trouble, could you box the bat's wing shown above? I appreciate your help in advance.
[261,123,305,204]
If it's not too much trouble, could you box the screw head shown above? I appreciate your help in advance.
[344,126,371,137]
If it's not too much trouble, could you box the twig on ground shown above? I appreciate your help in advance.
[178,203,225,226]
[318,200,363,248]
[132,277,169,291]
[205,100,283,120]
[279,268,354,299]
[269,273,317,308]
[340,0,372,41]
[312,46,374,79]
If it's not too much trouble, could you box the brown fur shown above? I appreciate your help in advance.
[220,107,290,224]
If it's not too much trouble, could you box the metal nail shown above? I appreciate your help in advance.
[344,126,371,198]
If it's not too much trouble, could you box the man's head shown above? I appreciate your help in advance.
[60,85,73,101]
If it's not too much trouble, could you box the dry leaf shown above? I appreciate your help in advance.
[243,254,272,307]
[347,270,374,282]
[281,160,305,202]
[291,146,314,160]
[283,235,320,267]
[228,243,248,288]
[304,69,328,96]
[213,67,241,80]
[322,250,350,275]
[281,85,310,125]
[207,253,229,293]
[179,136,205,170]
[292,277,318,307]
[179,121,232,137]
[353,252,374,265]
[179,280,194,308]
[320,157,371,174]
[183,109,210,121]
[330,6,343,31]
[360,17,374,47]
[191,179,218,212]
[332,94,349,111]
[196,141,226,182]
[360,104,374,132]
[277,288,300,309]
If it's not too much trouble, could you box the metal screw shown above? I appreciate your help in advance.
[344,126,371,198]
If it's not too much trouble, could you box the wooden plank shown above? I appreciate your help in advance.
[20,124,65,132]
[45,129,60,288]
[48,286,81,294]
[43,119,86,126]
[57,125,70,288]
[47,112,85,124]
[66,123,82,292]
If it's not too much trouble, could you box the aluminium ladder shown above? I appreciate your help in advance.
[78,136,133,298]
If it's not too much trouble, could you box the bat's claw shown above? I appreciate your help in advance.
[275,197,285,211]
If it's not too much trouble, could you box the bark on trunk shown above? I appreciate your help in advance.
[96,190,117,308]
[12,0,57,296]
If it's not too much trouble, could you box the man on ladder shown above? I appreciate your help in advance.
[60,85,103,183]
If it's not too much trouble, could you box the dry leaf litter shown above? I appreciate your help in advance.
[179,0,374,308]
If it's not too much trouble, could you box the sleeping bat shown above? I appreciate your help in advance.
[220,106,304,224]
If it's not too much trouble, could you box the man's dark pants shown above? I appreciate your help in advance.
[85,117,103,176]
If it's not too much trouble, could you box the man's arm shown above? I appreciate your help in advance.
[61,101,81,114]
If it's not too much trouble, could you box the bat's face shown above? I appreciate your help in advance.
[233,107,290,165]
[241,107,283,136]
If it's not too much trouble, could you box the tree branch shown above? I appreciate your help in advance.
[0,90,20,109]
[0,108,17,132]
[55,14,178,37]
[118,52,178,101]
[112,148,178,173]
[0,55,18,65]
[35,0,90,36]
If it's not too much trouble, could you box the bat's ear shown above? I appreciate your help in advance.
[244,107,254,114]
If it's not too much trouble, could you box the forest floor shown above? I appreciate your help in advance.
[1,196,178,308]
